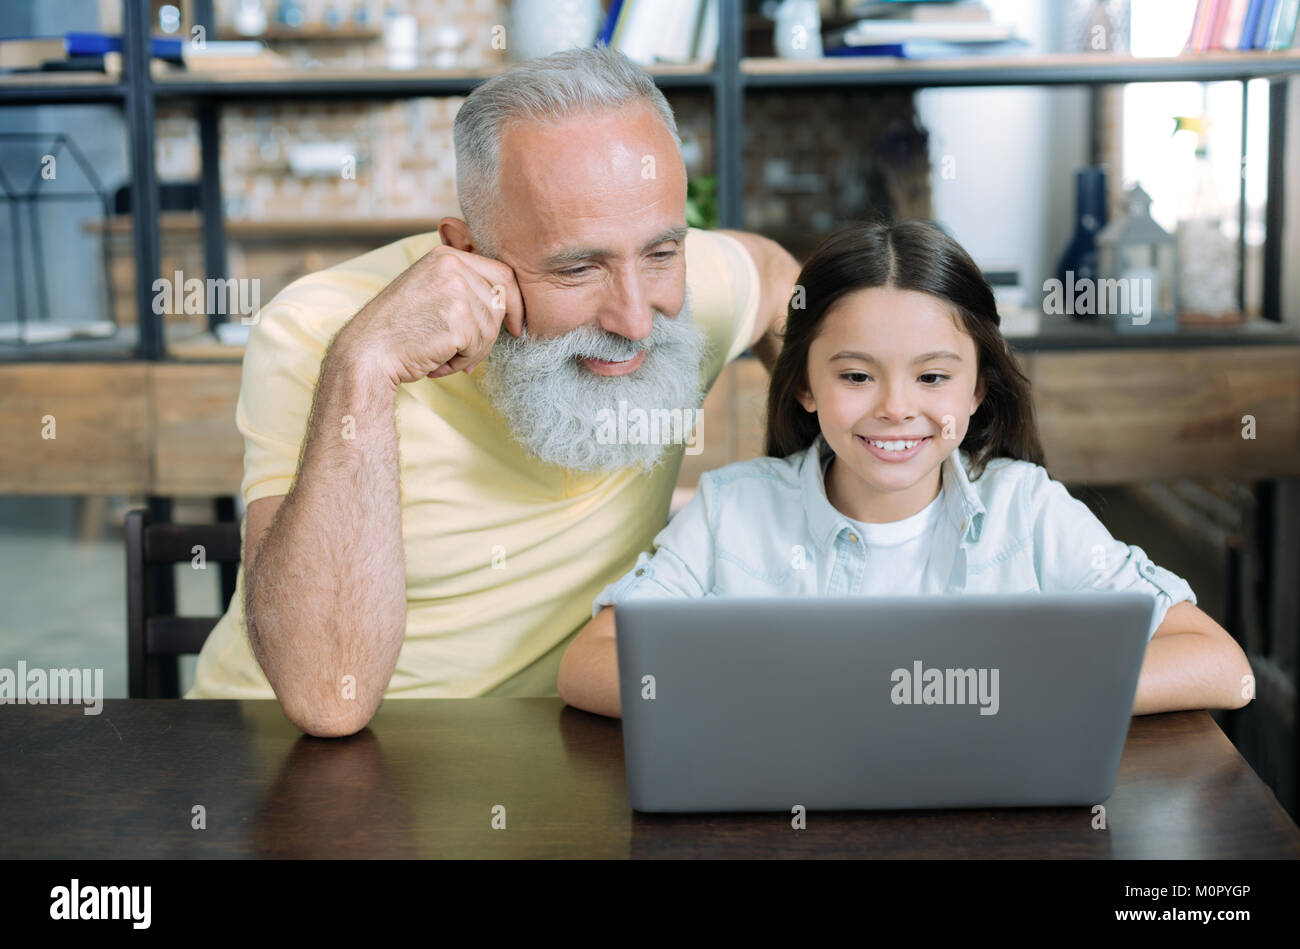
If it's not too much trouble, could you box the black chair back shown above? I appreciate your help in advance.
[126,509,241,698]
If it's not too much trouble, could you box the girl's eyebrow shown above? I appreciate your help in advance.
[829,350,964,364]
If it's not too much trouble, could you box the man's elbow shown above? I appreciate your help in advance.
[281,693,376,738]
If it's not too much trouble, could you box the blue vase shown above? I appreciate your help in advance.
[1055,166,1108,322]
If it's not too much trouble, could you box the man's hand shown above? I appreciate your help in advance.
[338,246,527,388]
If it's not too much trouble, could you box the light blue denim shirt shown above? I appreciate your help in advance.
[593,435,1196,640]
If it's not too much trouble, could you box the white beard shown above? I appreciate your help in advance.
[477,288,710,474]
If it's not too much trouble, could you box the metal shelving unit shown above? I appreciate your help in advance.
[0,75,126,104]
[742,48,1300,86]
[2,0,1298,362]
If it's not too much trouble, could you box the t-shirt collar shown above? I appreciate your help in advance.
[800,433,987,551]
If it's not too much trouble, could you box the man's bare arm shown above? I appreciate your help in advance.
[244,334,407,738]
[243,243,527,738]
[716,229,799,373]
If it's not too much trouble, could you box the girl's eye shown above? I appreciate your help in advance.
[840,372,951,385]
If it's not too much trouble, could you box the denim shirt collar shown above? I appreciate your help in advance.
[799,434,987,554]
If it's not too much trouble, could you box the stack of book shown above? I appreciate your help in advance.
[177,41,287,74]
[601,0,718,66]
[0,31,287,75]
[1184,0,1300,52]
[824,1,1027,60]
[0,32,184,73]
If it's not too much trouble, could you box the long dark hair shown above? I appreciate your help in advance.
[764,219,1046,480]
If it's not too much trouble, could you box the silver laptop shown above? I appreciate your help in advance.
[615,592,1154,813]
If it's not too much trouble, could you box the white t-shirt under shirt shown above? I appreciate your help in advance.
[841,463,947,596]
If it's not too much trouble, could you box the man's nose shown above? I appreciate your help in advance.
[596,268,654,342]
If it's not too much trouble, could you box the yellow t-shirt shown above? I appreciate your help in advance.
[186,227,760,699]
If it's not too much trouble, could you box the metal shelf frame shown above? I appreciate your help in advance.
[0,0,1297,362]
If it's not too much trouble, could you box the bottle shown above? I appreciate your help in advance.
[383,5,418,70]
[234,0,267,36]
[773,0,823,59]
[275,0,306,29]
[1172,115,1238,321]
[1055,166,1108,322]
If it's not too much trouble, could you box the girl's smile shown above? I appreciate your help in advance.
[856,433,933,462]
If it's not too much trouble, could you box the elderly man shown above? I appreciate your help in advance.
[186,45,800,736]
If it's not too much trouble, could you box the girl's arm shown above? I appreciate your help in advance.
[559,476,720,718]
[558,606,621,718]
[1132,600,1254,716]
[1024,463,1252,716]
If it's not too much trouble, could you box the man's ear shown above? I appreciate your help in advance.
[795,383,816,415]
[438,217,477,253]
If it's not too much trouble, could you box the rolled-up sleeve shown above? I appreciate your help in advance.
[591,475,719,616]
[684,228,762,391]
[237,301,330,505]
[1026,466,1197,640]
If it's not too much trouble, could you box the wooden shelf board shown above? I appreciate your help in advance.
[84,213,445,238]
[156,61,713,87]
[216,26,382,41]
[743,50,1300,83]
[0,70,118,86]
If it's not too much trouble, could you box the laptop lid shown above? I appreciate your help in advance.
[616,592,1154,813]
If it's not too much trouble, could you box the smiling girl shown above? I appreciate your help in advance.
[557,220,1253,719]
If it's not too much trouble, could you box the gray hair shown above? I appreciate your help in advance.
[454,45,683,257]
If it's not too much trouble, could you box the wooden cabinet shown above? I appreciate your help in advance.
[3,344,1296,495]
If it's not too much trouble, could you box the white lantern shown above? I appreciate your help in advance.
[1096,184,1178,334]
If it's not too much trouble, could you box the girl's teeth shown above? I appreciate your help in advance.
[868,438,922,451]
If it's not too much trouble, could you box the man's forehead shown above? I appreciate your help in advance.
[500,105,682,185]
[494,107,688,262]
[502,100,666,144]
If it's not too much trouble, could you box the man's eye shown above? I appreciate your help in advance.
[559,266,592,278]
[651,251,677,262]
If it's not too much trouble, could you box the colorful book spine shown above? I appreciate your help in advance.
[1252,0,1277,47]
[1207,0,1232,48]
[1186,0,1205,51]
[596,0,624,46]
[1220,0,1251,48]
[64,31,184,60]
[1238,0,1265,49]
[1267,0,1299,48]
[1192,0,1220,50]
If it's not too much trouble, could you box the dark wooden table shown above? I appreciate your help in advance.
[2,699,1297,858]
